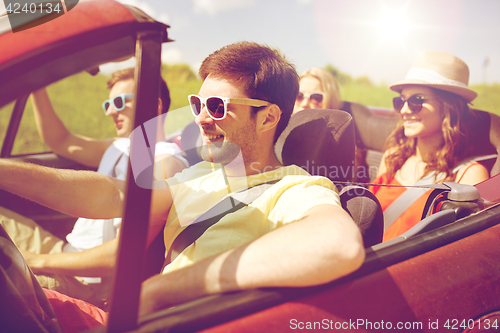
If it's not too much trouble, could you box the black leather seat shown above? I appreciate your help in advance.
[274,109,355,185]
[176,109,385,247]
[467,110,500,176]
[274,109,383,247]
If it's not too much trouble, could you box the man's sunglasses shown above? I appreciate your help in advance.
[393,95,436,113]
[296,92,324,104]
[188,94,270,120]
[102,94,134,114]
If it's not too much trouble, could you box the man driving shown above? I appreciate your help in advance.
[0,68,188,305]
[0,42,364,327]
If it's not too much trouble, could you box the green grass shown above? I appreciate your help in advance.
[165,79,202,135]
[1,67,499,156]
[14,72,113,155]
[470,84,500,115]
[339,82,398,109]
[0,72,113,155]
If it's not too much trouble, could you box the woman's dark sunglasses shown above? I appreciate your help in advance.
[188,94,270,120]
[102,94,134,114]
[393,95,435,113]
[296,92,324,104]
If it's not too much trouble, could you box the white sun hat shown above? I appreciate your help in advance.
[390,50,478,103]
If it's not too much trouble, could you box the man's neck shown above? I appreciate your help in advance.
[223,154,283,177]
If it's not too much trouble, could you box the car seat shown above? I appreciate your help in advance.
[274,109,383,247]
[355,108,500,249]
[468,110,500,176]
[169,109,384,248]
[348,102,399,182]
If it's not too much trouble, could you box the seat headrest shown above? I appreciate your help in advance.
[468,110,500,176]
[275,109,355,184]
[347,102,398,151]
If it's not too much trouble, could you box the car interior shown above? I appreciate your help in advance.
[348,102,500,180]
[3,76,500,332]
[175,104,500,251]
[2,1,500,331]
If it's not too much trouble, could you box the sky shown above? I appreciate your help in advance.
[105,0,500,85]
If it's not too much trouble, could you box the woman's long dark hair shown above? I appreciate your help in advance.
[384,88,478,182]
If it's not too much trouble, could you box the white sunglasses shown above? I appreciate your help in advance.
[188,94,270,120]
[296,92,324,104]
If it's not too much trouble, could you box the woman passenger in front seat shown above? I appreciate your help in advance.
[370,50,489,242]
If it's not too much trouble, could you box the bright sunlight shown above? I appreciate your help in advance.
[376,8,410,42]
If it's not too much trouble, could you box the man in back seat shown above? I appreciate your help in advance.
[0,42,364,327]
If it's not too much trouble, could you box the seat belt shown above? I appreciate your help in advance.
[162,179,279,270]
[383,172,438,231]
[383,157,493,231]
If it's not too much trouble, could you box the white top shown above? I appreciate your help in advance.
[63,138,188,252]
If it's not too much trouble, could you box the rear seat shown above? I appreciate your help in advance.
[350,106,500,181]
[349,103,398,181]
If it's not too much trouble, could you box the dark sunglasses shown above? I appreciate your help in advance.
[188,94,270,120]
[296,92,324,104]
[393,95,436,113]
[102,94,134,114]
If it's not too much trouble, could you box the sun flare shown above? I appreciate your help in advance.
[376,9,410,42]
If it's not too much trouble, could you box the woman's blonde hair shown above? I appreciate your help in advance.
[300,67,342,110]
[384,88,478,182]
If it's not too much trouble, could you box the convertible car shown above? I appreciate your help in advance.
[0,1,499,332]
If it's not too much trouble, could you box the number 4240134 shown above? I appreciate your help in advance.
[6,2,62,14]
[444,318,498,330]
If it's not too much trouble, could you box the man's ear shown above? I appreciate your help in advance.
[257,104,281,134]
[156,98,166,142]
[157,98,163,116]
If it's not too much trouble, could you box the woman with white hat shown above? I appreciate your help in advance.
[370,50,489,242]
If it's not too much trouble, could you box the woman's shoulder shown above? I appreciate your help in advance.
[455,161,489,185]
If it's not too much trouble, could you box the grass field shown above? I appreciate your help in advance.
[1,67,499,156]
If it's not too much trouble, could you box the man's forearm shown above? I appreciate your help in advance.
[0,159,124,219]
[31,88,72,155]
[139,204,365,317]
[21,238,118,277]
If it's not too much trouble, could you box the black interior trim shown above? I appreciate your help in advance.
[0,95,28,158]
[106,29,165,333]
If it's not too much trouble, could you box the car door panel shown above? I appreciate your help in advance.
[200,223,500,333]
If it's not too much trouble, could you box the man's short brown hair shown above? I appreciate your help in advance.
[107,67,170,115]
[199,42,299,142]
